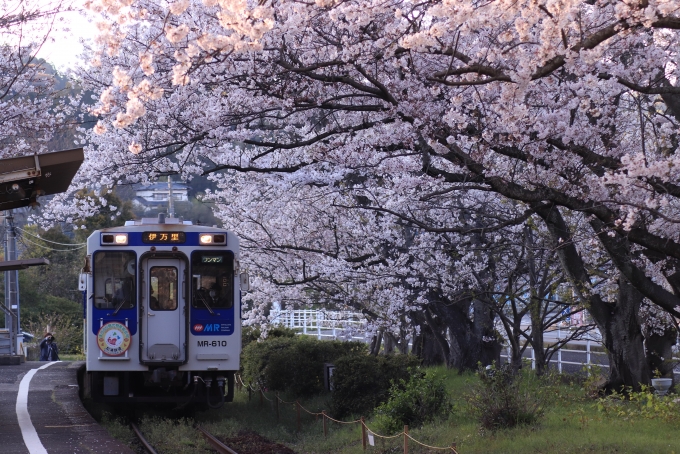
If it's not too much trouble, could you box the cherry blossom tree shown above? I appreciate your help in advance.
[0,0,75,158]
[56,0,680,387]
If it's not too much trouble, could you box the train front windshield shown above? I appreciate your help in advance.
[93,251,137,310]
[191,251,234,309]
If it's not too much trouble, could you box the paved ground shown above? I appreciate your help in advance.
[0,361,133,454]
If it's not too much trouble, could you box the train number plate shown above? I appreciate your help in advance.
[197,340,228,347]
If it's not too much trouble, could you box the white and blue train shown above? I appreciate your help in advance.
[80,214,246,408]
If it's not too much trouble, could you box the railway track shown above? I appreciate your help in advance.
[131,422,239,454]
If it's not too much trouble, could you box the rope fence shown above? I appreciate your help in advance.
[236,375,458,453]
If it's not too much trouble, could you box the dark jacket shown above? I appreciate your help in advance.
[39,338,59,361]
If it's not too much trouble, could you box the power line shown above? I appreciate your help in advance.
[16,227,86,246]
[18,235,87,253]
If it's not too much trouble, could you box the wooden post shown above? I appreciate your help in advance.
[404,425,409,454]
[451,442,457,453]
[322,411,327,438]
[296,401,301,432]
[361,417,367,451]
[275,392,280,421]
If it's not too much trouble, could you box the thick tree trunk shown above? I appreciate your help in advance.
[417,292,501,372]
[411,323,446,366]
[436,298,500,371]
[535,203,650,390]
[473,298,502,367]
[383,332,396,354]
[594,276,650,392]
[368,329,383,356]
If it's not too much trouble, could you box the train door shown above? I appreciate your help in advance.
[142,258,186,363]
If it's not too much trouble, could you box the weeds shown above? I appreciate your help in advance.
[373,369,451,433]
[596,385,680,422]
[466,363,546,431]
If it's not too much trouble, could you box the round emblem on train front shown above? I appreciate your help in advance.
[97,322,131,356]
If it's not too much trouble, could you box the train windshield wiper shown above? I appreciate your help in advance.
[112,298,127,315]
[197,292,216,315]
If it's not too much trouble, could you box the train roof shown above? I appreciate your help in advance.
[96,213,226,232]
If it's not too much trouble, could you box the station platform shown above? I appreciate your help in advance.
[0,361,133,454]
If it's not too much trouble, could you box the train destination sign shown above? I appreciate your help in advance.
[142,231,186,243]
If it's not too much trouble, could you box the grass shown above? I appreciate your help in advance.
[59,353,85,361]
[99,366,680,453]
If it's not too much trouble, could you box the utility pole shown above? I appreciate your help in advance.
[168,175,175,218]
[3,211,18,356]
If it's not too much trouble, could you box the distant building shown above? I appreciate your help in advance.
[133,182,189,209]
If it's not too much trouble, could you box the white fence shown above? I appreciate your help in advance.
[269,309,368,341]
[271,310,680,377]
[501,335,609,373]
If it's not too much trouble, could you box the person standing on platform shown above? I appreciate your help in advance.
[39,332,60,361]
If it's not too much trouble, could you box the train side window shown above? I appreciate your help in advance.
[150,266,178,311]
[93,251,136,310]
[191,251,233,309]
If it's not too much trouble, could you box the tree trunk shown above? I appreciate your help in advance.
[383,332,396,354]
[473,298,502,368]
[368,329,383,356]
[535,203,650,390]
[595,276,650,392]
[530,300,546,375]
[411,323,446,366]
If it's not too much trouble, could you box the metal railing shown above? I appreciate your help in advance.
[501,336,609,373]
[269,309,368,341]
[269,311,680,377]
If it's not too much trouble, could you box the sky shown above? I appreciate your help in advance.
[35,5,97,71]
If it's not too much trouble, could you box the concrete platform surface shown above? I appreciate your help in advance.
[0,361,133,453]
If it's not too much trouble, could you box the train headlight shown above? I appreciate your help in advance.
[101,233,128,245]
[199,233,226,245]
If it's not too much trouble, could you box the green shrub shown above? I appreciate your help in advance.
[329,354,421,419]
[241,336,365,397]
[242,326,305,352]
[241,326,261,351]
[466,363,545,431]
[25,313,83,355]
[265,326,298,338]
[374,369,452,433]
[597,385,680,422]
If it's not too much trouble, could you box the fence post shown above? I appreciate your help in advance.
[322,410,327,438]
[558,347,562,373]
[296,401,301,432]
[275,392,280,421]
[361,417,367,451]
[404,425,409,454]
[304,311,308,334]
[586,339,591,373]
[531,347,535,370]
